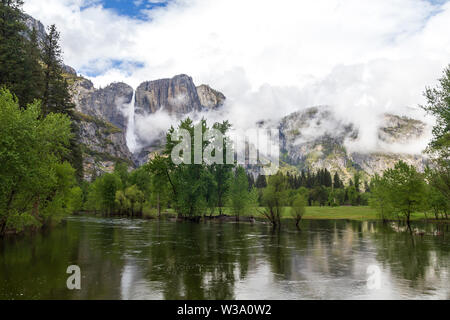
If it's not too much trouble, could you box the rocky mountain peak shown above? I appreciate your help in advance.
[135,74,226,116]
[135,74,203,116]
[196,84,226,110]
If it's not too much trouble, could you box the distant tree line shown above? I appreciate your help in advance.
[250,169,370,208]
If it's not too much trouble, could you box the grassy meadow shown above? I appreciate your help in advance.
[141,206,433,222]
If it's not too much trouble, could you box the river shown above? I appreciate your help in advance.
[0,216,449,299]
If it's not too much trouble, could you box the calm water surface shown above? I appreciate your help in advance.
[0,216,449,300]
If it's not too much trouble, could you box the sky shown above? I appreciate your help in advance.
[23,0,450,154]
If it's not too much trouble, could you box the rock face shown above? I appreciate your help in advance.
[379,114,426,144]
[196,84,226,110]
[72,79,133,130]
[133,75,227,165]
[70,78,134,180]
[279,106,428,182]
[24,14,78,77]
[23,14,47,46]
[135,74,226,116]
[135,74,203,116]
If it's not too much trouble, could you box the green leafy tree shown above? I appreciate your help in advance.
[128,166,152,199]
[421,66,450,205]
[369,174,395,222]
[346,186,359,206]
[85,178,103,212]
[327,188,340,207]
[115,190,130,216]
[164,118,210,217]
[383,161,427,226]
[229,166,253,220]
[311,185,328,206]
[146,155,173,217]
[208,121,233,215]
[99,173,122,215]
[422,66,450,160]
[259,173,288,227]
[425,168,448,220]
[291,188,308,229]
[162,118,235,218]
[0,88,74,235]
[125,185,145,217]
[114,161,129,187]
[68,186,83,213]
[41,161,77,225]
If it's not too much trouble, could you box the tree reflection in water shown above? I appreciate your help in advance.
[0,217,448,300]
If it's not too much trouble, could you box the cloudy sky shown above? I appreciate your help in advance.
[23,0,450,153]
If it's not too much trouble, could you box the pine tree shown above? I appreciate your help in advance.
[0,0,29,105]
[255,174,267,188]
[41,24,74,116]
[300,170,307,187]
[324,169,332,188]
[333,172,342,189]
[20,27,44,106]
[247,173,255,191]
[354,172,361,193]
[39,24,82,179]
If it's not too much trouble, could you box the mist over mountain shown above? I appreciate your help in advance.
[68,69,430,181]
[24,14,431,182]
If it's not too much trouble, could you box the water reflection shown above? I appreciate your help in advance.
[0,217,448,300]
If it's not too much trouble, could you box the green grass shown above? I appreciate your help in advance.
[260,206,429,221]
[298,206,377,220]
[156,206,431,222]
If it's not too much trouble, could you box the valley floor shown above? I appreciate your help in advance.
[142,206,444,222]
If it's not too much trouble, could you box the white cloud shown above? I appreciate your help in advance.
[23,0,450,154]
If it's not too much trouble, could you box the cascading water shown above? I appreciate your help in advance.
[126,90,138,153]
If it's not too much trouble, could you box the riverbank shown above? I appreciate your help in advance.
[135,206,443,222]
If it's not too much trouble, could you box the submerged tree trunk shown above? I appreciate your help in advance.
[157,193,161,218]
[434,210,440,220]
[295,217,302,230]
[0,220,6,236]
[406,212,412,232]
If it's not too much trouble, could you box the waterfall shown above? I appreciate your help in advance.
[126,90,138,153]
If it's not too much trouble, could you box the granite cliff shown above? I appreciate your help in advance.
[70,78,134,180]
